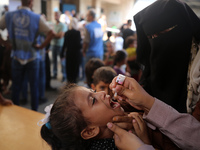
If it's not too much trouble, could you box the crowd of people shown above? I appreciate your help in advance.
[0,0,138,111]
[0,0,200,150]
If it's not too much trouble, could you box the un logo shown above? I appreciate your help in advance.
[13,13,30,28]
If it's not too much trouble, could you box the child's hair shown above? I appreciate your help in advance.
[107,31,112,39]
[125,36,135,47]
[40,84,90,150]
[85,58,105,88]
[93,66,117,86]
[113,50,127,65]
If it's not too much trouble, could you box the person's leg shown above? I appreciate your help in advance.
[79,53,85,81]
[39,59,47,103]
[21,71,28,104]
[59,46,66,82]
[52,45,58,78]
[27,59,39,111]
[11,59,24,105]
[39,59,46,98]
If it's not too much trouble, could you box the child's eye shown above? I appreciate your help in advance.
[92,97,96,105]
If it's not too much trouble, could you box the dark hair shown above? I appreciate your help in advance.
[93,66,117,86]
[88,9,96,19]
[107,31,112,39]
[113,50,127,65]
[127,19,132,25]
[125,36,135,47]
[40,84,90,150]
[85,58,105,88]
[21,0,31,6]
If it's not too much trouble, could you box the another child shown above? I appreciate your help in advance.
[113,50,130,76]
[85,58,104,88]
[91,66,117,97]
[103,42,115,67]
[91,66,137,112]
[125,36,141,81]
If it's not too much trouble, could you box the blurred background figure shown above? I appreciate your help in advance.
[50,11,67,82]
[2,5,8,16]
[61,17,82,83]
[98,14,107,33]
[114,32,124,51]
[122,19,135,49]
[82,9,103,63]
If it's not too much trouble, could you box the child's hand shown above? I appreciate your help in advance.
[128,112,150,145]
[112,115,133,131]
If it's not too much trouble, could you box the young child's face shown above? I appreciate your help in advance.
[92,81,114,98]
[74,86,124,128]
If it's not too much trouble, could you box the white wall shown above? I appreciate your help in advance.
[79,0,135,28]
[102,0,135,28]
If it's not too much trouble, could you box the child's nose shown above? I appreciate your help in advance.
[98,91,106,101]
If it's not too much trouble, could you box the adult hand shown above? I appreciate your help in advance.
[110,76,155,113]
[107,122,144,150]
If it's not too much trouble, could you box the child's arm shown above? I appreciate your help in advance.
[0,93,13,106]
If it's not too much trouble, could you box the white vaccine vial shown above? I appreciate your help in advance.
[114,74,126,98]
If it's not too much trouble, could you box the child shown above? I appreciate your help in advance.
[85,58,104,88]
[40,83,150,150]
[103,42,115,67]
[125,36,141,81]
[91,66,117,97]
[113,50,130,76]
[91,66,138,112]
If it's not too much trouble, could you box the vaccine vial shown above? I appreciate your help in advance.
[114,74,126,98]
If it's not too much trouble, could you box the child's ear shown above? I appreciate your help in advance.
[81,126,100,140]
[91,83,96,91]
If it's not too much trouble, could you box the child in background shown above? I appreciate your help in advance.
[113,50,130,76]
[40,83,150,150]
[103,41,115,67]
[91,66,137,112]
[91,66,117,97]
[85,58,105,88]
[103,31,112,54]
[125,36,141,81]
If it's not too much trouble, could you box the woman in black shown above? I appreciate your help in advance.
[134,0,200,113]
[61,18,82,83]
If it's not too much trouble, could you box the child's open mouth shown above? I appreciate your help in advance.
[110,99,121,109]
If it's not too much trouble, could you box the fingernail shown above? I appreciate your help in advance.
[113,117,118,121]
[107,122,113,128]
[132,119,136,123]
[118,97,123,101]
